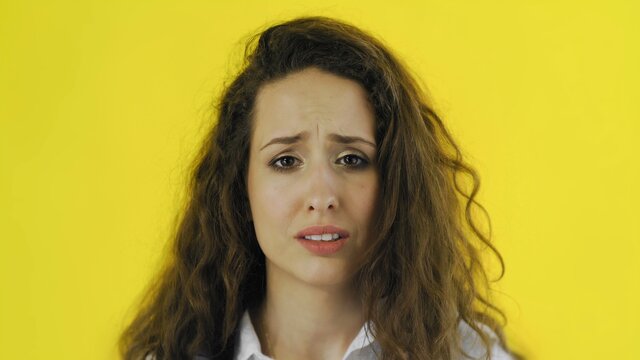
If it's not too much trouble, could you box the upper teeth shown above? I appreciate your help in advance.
[304,233,341,241]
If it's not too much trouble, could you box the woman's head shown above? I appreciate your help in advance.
[120,16,513,360]
[215,15,453,291]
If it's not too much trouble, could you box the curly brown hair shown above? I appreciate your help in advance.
[119,16,519,360]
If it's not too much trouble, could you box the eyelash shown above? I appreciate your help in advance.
[269,154,370,173]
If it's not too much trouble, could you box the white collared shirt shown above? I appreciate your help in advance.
[233,310,514,360]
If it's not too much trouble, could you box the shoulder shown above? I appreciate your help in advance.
[457,320,514,360]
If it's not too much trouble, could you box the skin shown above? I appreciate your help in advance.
[246,67,380,360]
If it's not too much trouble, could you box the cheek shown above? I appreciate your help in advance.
[255,185,290,221]
[354,176,379,217]
[249,175,296,239]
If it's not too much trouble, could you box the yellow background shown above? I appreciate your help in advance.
[1,1,638,359]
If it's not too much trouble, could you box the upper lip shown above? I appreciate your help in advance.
[295,225,350,239]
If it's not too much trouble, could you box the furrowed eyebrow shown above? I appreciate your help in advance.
[259,132,307,151]
[327,133,376,148]
[259,131,376,151]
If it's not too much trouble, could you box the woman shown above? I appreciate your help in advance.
[120,16,520,360]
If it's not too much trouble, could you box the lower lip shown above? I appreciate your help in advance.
[296,237,347,255]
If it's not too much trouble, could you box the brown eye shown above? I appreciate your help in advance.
[269,156,300,172]
[337,154,369,168]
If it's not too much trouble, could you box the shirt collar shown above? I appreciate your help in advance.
[234,310,379,360]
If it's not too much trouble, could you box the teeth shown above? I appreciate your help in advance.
[304,233,340,241]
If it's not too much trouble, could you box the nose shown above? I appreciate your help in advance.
[305,159,339,213]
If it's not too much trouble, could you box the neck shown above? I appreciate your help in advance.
[253,262,365,360]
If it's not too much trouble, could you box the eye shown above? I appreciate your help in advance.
[269,155,301,172]
[337,154,369,169]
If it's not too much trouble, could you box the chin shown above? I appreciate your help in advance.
[295,261,354,288]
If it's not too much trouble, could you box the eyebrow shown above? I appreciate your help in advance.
[259,131,376,151]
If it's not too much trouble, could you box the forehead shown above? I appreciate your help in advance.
[252,68,375,140]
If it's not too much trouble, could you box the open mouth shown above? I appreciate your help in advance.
[301,233,342,242]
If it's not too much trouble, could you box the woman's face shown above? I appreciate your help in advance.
[247,67,379,288]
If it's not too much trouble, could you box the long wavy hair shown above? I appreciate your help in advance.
[119,16,518,360]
